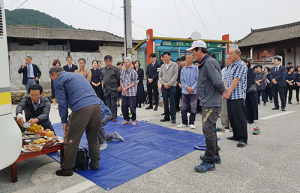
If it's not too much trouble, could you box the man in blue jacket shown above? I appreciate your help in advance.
[271,57,286,111]
[187,40,226,173]
[18,56,41,95]
[49,66,101,176]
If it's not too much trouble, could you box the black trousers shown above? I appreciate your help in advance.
[175,85,182,110]
[272,84,286,108]
[227,99,248,143]
[121,96,136,121]
[284,85,293,103]
[202,107,221,163]
[147,82,159,107]
[296,87,300,102]
[266,87,273,101]
[104,91,118,119]
[162,86,176,121]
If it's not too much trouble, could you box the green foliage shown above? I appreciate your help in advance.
[5,9,73,29]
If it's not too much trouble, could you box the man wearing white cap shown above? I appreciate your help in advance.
[187,40,227,173]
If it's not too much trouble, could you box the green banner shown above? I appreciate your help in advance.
[161,41,222,48]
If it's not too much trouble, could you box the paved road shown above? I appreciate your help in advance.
[1,99,300,193]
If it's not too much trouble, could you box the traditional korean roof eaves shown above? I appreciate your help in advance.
[238,21,300,48]
[6,25,140,44]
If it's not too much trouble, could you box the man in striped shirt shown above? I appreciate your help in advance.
[120,57,138,125]
[177,54,199,129]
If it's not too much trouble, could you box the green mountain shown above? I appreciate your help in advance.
[5,9,73,29]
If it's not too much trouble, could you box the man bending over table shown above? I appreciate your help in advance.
[16,84,54,132]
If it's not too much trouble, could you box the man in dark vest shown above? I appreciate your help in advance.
[146,53,161,111]
[63,56,78,72]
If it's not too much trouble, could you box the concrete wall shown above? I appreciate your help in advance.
[99,43,138,65]
[9,51,101,91]
[9,44,138,91]
[283,47,300,67]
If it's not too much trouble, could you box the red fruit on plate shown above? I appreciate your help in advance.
[41,131,47,136]
[45,129,51,132]
[37,130,43,136]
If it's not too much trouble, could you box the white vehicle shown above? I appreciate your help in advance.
[0,0,22,170]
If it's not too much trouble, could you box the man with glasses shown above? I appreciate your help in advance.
[16,84,54,132]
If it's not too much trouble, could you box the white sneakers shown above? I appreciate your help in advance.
[177,123,188,128]
[190,124,195,129]
[53,105,58,109]
[177,123,196,129]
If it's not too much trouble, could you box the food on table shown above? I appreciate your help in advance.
[23,145,42,152]
[46,131,55,138]
[27,124,44,134]
[23,134,39,139]
[42,137,59,147]
[31,138,46,144]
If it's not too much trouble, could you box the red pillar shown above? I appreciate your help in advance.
[222,34,230,55]
[146,29,154,65]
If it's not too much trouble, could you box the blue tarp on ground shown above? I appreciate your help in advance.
[48,117,207,190]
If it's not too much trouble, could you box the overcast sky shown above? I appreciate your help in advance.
[3,0,300,42]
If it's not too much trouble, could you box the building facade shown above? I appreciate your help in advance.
[7,25,139,91]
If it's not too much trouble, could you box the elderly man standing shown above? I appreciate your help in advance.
[219,56,232,131]
[49,66,101,176]
[187,40,226,173]
[224,48,248,148]
[158,51,178,124]
[177,54,199,129]
[101,55,122,122]
[18,56,41,95]
[120,57,138,125]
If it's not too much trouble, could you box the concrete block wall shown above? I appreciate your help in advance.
[9,51,69,91]
[99,45,138,67]
[8,46,135,91]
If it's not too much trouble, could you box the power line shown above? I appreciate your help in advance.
[6,0,18,8]
[14,0,27,10]
[78,0,168,36]
[180,0,218,39]
[191,0,212,39]
[58,0,76,18]
[208,0,232,39]
[107,0,115,31]
[173,0,186,37]
[8,0,19,9]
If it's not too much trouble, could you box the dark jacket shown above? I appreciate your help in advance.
[255,71,266,90]
[18,64,41,85]
[146,62,161,85]
[197,55,226,107]
[247,68,256,90]
[270,66,286,87]
[177,67,183,84]
[295,72,300,84]
[91,68,101,84]
[54,71,101,123]
[266,73,273,88]
[16,95,51,127]
[284,72,295,86]
[63,64,78,72]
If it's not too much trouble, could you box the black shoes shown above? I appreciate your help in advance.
[237,141,247,148]
[171,120,176,124]
[146,106,153,110]
[247,120,254,124]
[161,113,165,115]
[282,107,286,111]
[263,102,266,106]
[272,106,279,110]
[56,169,73,176]
[288,101,292,104]
[154,106,158,111]
[226,136,238,141]
[89,160,99,170]
[160,118,170,122]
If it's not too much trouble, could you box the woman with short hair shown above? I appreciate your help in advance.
[134,60,145,108]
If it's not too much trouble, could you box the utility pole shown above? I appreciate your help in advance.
[123,0,132,58]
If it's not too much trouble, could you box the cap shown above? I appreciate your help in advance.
[186,40,207,52]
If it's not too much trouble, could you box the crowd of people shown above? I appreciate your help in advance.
[15,39,299,175]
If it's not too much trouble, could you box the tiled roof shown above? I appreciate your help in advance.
[238,21,300,47]
[6,25,139,44]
